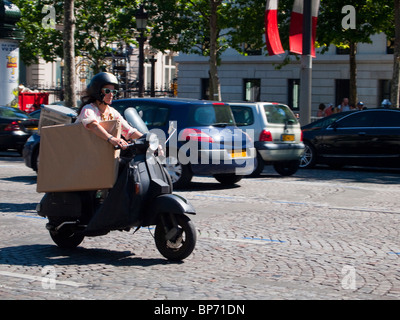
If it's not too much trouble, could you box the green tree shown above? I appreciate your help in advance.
[316,0,393,106]
[146,0,254,101]
[13,0,139,72]
[74,0,140,73]
[12,0,64,64]
[231,0,394,105]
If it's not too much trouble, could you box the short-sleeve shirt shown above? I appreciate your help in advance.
[76,103,137,139]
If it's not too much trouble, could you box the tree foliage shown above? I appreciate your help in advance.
[13,0,139,72]
[317,0,393,49]
[12,0,64,64]
[12,0,396,102]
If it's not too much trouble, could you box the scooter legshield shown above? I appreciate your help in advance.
[83,160,144,234]
[142,193,196,226]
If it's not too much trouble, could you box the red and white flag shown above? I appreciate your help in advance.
[265,0,284,56]
[289,0,320,57]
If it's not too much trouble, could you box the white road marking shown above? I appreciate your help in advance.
[0,270,87,288]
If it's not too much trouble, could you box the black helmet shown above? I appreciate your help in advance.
[87,72,119,101]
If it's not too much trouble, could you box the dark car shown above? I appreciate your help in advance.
[300,109,400,169]
[0,106,39,154]
[112,98,255,188]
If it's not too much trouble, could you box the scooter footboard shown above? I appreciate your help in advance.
[143,194,196,226]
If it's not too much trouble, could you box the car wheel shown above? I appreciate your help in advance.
[273,160,300,176]
[213,174,243,185]
[163,154,193,189]
[300,142,316,169]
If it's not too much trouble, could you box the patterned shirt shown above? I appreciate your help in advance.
[76,103,137,139]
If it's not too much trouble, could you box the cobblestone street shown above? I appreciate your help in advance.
[1,153,400,300]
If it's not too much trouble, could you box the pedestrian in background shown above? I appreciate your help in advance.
[357,101,366,110]
[324,103,333,116]
[338,98,350,112]
[317,103,326,117]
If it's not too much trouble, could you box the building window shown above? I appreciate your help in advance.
[243,79,260,102]
[145,56,151,90]
[379,80,391,105]
[201,78,210,100]
[288,79,300,111]
[164,56,176,90]
[335,79,350,107]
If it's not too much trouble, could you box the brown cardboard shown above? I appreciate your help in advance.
[37,120,121,193]
[38,104,77,134]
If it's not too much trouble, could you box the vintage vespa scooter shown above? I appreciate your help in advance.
[37,108,197,261]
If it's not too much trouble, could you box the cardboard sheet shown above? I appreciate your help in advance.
[38,104,77,134]
[37,120,121,193]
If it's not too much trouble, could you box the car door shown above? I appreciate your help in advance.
[320,111,375,159]
[369,110,400,159]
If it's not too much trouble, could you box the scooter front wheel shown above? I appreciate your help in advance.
[155,214,196,261]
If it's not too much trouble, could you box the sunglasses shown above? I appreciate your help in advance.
[102,88,119,95]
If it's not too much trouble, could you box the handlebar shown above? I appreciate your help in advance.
[114,142,136,150]
[113,133,160,154]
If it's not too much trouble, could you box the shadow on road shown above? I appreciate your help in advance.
[296,166,400,185]
[175,180,241,192]
[0,244,177,268]
[249,165,400,186]
[1,175,37,185]
[0,202,37,213]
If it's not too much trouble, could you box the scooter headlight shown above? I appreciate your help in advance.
[147,133,159,151]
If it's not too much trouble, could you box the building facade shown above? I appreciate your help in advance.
[19,45,177,104]
[175,33,393,117]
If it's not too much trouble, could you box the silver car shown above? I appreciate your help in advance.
[229,102,304,176]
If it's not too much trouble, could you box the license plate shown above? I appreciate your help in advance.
[231,150,247,158]
[281,134,294,142]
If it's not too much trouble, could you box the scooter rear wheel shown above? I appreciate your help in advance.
[155,214,196,261]
[49,223,84,249]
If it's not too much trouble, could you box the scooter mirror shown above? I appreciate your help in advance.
[147,133,159,151]
[168,121,175,135]
[124,108,149,134]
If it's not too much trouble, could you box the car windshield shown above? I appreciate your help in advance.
[230,106,255,126]
[0,107,30,119]
[264,104,298,125]
[187,104,235,127]
[306,113,349,130]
